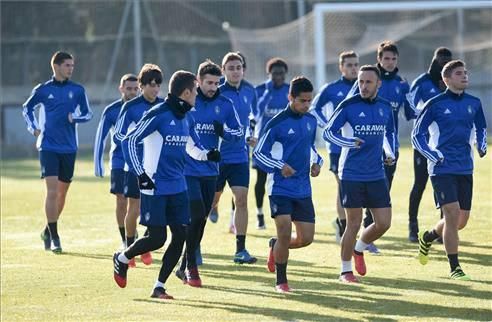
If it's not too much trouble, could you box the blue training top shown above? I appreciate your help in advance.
[122,94,209,196]
[219,80,257,164]
[323,94,396,182]
[412,89,487,176]
[184,88,243,177]
[22,77,93,153]
[93,99,125,176]
[310,76,356,154]
[113,95,164,172]
[253,105,323,199]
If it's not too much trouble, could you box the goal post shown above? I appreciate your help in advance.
[313,0,492,89]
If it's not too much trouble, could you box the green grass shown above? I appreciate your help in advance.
[1,147,491,321]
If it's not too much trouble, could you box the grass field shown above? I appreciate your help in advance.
[1,147,491,321]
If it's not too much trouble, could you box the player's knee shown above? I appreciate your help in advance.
[346,221,361,232]
[234,196,247,209]
[147,228,167,249]
[300,235,313,247]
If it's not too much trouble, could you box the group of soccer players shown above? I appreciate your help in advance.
[22,41,487,298]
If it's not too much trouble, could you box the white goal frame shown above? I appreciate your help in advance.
[313,1,492,89]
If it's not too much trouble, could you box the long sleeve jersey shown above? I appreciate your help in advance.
[219,80,257,164]
[93,99,125,177]
[253,106,323,199]
[184,88,243,177]
[348,65,412,150]
[22,77,93,153]
[323,94,396,181]
[411,89,487,176]
[122,95,208,196]
[310,77,356,154]
[113,95,164,171]
[406,73,441,118]
[255,80,289,137]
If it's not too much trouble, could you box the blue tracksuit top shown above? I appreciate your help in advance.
[22,77,93,153]
[219,80,257,164]
[253,105,323,199]
[348,66,412,150]
[114,95,164,171]
[323,94,396,181]
[412,89,487,176]
[311,77,356,154]
[184,88,243,177]
[255,80,289,137]
[93,99,124,176]
[406,73,441,118]
[122,95,208,196]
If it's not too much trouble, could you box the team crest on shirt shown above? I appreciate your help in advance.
[395,87,400,94]
[68,91,74,99]
[243,96,248,104]
[307,122,312,132]
[467,105,473,114]
[215,105,220,115]
[379,108,384,117]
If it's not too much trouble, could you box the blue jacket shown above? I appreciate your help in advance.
[114,95,164,171]
[412,89,487,176]
[311,77,356,154]
[406,73,441,118]
[253,106,323,198]
[348,65,412,149]
[93,99,124,176]
[323,94,396,181]
[122,94,208,196]
[22,77,93,153]
[255,80,289,137]
[184,88,243,177]
[219,80,257,164]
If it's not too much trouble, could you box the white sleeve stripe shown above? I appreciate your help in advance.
[324,129,356,148]
[94,115,107,176]
[114,111,128,141]
[22,103,42,133]
[411,109,439,163]
[186,135,208,161]
[253,129,284,168]
[128,118,154,175]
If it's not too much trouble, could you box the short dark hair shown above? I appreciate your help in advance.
[51,51,73,66]
[266,57,288,74]
[138,63,163,86]
[339,51,358,66]
[289,76,313,98]
[169,70,196,97]
[222,52,243,68]
[236,51,247,69]
[442,60,465,78]
[359,65,381,79]
[198,59,222,79]
[120,73,138,86]
[377,40,399,59]
[434,47,453,59]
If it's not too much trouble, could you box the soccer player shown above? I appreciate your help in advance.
[22,51,93,253]
[176,60,242,286]
[324,65,396,283]
[210,52,258,264]
[412,60,487,280]
[406,47,453,242]
[113,64,164,267]
[311,51,359,243]
[113,70,217,299]
[348,41,413,254]
[94,74,139,246]
[253,57,290,230]
[253,76,322,293]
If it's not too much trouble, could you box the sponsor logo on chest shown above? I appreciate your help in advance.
[164,135,188,146]
[354,124,386,136]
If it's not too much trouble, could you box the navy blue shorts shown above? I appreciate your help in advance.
[269,195,315,223]
[340,179,391,208]
[110,169,125,195]
[216,162,250,191]
[140,191,190,227]
[124,171,140,199]
[431,174,473,210]
[329,153,340,174]
[39,151,76,183]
